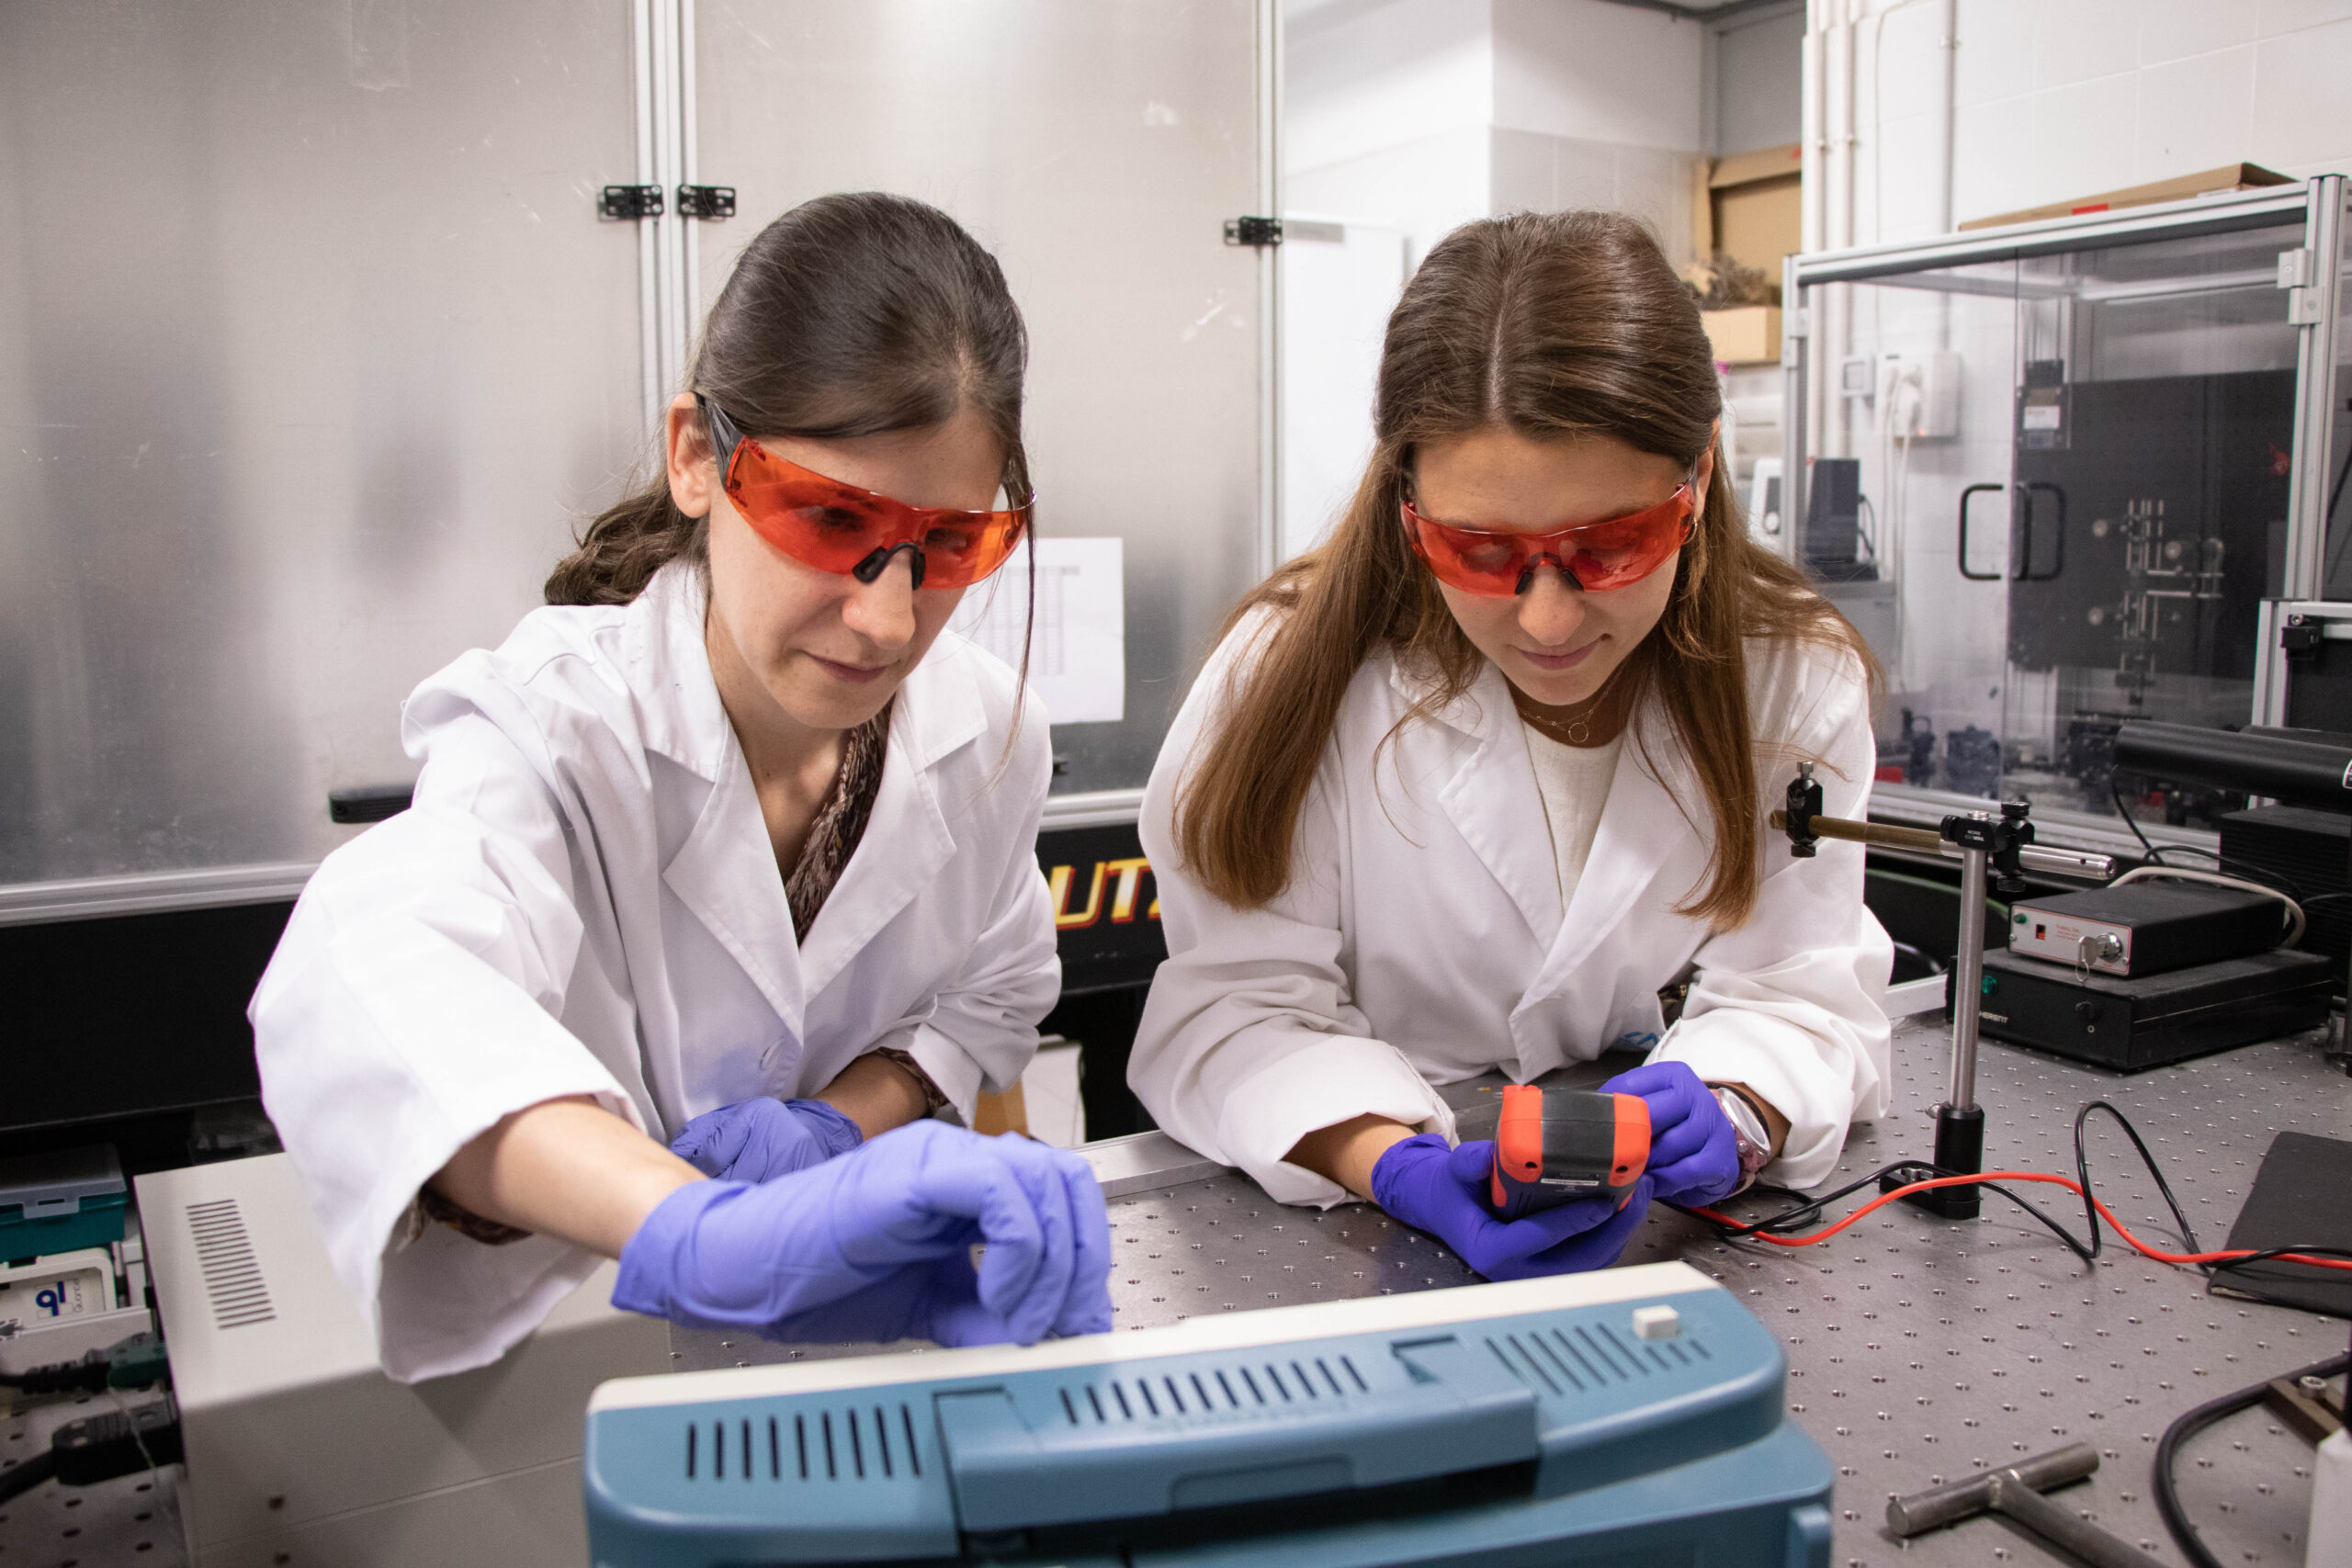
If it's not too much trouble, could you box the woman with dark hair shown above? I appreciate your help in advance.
[1131,210,1892,1279]
[254,193,1110,1381]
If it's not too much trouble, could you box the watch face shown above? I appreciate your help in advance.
[1712,1088,1769,1147]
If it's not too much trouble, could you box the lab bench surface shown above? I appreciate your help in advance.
[674,1020,2352,1568]
[6,1022,2343,1568]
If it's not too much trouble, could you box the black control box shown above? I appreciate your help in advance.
[1978,946,2335,1071]
[2007,882,2287,978]
[2218,805,2350,993]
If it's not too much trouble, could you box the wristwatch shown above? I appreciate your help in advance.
[1709,1084,1774,1195]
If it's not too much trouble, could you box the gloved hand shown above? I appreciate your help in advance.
[669,1096,862,1183]
[1369,1134,1654,1280]
[615,1120,1112,1347]
[1600,1061,1743,1205]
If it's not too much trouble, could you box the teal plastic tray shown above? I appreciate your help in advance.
[0,1146,127,1264]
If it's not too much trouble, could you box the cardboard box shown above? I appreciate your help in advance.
[1692,142,1801,289]
[1701,304,1781,366]
[1958,163,2291,231]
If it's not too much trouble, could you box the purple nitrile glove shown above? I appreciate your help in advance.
[669,1096,863,1184]
[1369,1134,1656,1280]
[1600,1061,1742,1205]
[616,1120,1113,1347]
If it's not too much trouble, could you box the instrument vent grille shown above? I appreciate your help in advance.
[185,1199,275,1329]
[684,1404,923,1483]
[1055,1354,1367,1425]
[1487,1325,1709,1394]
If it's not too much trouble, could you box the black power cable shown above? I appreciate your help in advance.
[2107,780,2317,905]
[0,1396,182,1506]
[2072,1100,2201,1255]
[1686,1160,2098,1264]
[2154,1350,2349,1568]
[1672,1100,2352,1279]
[2071,1100,2352,1280]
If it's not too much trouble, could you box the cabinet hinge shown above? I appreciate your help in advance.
[597,185,664,220]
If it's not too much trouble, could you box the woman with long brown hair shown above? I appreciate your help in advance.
[1131,210,1892,1279]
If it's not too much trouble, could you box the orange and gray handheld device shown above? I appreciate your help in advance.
[1487,1085,1652,1219]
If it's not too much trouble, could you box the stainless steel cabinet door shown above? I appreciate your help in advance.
[0,0,647,889]
[689,0,1270,795]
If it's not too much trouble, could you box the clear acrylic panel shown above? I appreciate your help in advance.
[1798,262,2021,798]
[0,0,646,887]
[1806,220,2307,829]
[2003,221,2301,827]
[691,0,1266,795]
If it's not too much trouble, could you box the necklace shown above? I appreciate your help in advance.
[1528,708,1591,745]
[1515,688,1609,748]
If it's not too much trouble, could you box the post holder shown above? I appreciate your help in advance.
[1772,787,2111,1224]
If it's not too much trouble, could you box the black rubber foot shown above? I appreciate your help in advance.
[1891,1104,1986,1219]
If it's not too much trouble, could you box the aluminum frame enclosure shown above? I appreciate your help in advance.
[1781,177,2350,856]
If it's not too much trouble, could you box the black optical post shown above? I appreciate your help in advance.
[1773,768,2115,1218]
[1900,802,2039,1217]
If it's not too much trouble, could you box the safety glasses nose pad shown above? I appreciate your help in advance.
[852,541,927,591]
[1513,552,1585,596]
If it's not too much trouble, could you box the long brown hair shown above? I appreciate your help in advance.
[547,191,1032,605]
[1176,209,1873,928]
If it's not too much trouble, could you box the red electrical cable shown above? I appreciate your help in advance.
[1690,1169,2352,1273]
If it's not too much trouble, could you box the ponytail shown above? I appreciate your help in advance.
[544,472,706,606]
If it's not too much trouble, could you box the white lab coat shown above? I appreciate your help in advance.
[1131,614,1892,1208]
[251,561,1059,1382]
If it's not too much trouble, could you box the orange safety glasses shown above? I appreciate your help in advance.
[701,396,1031,591]
[1400,478,1696,597]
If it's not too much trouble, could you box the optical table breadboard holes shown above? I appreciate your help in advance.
[0,1389,185,1566]
[665,1022,2352,1563]
[23,1030,2331,1563]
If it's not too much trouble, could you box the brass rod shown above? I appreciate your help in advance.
[1769,809,2115,881]
[1768,808,1946,853]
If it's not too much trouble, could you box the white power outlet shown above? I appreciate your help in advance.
[1880,350,1961,440]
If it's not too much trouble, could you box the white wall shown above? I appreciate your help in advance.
[1279,0,1713,566]
[1284,126,1496,269]
[1281,222,1409,557]
[1713,3,1804,156]
[1847,0,2352,245]
[1283,0,1704,262]
[1488,0,1702,260]
[1952,1,2352,225]
[1491,0,1701,152]
[1283,0,1495,180]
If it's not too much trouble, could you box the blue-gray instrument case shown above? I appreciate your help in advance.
[583,1262,1832,1568]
